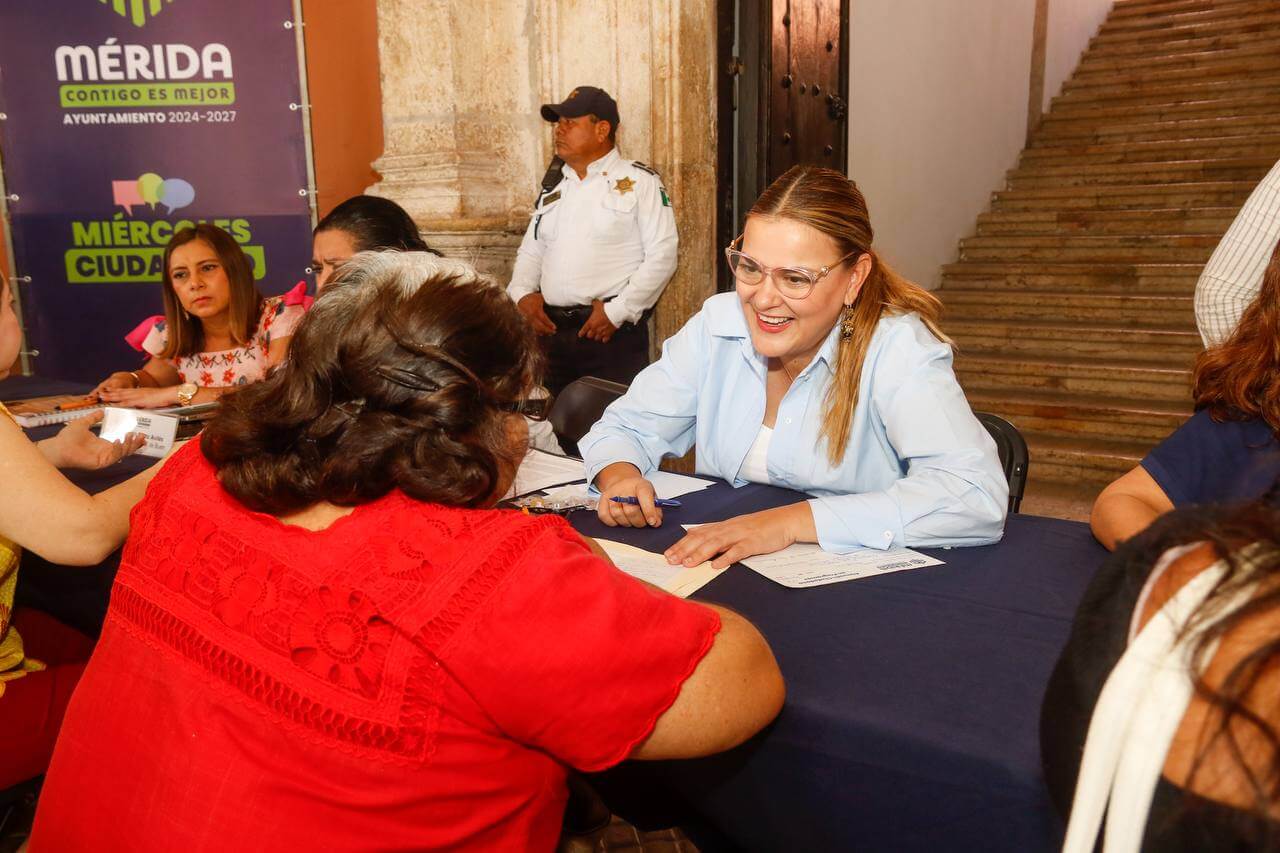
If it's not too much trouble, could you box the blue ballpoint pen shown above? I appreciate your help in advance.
[610,496,681,508]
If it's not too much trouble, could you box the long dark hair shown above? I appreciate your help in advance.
[313,195,442,256]
[201,252,542,515]
[159,224,262,358]
[1115,483,1280,836]
[1193,236,1280,438]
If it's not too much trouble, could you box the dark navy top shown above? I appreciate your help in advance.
[1141,411,1280,506]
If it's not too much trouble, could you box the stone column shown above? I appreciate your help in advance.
[369,0,717,341]
[368,0,539,278]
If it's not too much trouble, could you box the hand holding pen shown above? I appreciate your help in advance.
[595,462,668,528]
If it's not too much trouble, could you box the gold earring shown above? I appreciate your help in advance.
[840,305,855,339]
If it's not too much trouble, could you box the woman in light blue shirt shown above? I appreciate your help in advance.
[581,166,1007,569]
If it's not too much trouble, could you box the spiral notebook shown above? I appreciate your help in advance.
[4,394,105,427]
[4,394,220,431]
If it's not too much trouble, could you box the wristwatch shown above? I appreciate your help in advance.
[176,382,199,406]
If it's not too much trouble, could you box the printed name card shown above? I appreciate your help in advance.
[100,407,178,458]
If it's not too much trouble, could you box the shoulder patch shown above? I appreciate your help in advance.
[631,160,659,177]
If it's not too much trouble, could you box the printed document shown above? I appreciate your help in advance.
[740,543,943,588]
[594,539,721,598]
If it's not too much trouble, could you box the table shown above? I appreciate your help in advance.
[4,375,1105,849]
[570,481,1105,852]
[2,376,158,636]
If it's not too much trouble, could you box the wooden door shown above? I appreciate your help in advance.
[768,0,847,179]
[717,0,849,290]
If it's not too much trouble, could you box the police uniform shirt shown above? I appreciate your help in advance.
[506,148,679,328]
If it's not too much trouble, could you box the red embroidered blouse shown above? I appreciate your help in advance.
[31,442,720,851]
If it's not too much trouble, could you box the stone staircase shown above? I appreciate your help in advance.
[941,0,1280,499]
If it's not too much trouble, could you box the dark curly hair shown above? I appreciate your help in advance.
[201,252,542,514]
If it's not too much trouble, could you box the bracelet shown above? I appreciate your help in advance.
[128,371,142,388]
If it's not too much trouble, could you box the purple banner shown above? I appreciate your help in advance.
[0,0,313,382]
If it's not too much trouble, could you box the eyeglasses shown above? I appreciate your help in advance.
[724,235,860,300]
[500,397,550,421]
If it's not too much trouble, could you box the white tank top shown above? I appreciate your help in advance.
[737,424,774,484]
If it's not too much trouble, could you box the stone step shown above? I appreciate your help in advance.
[1073,37,1277,76]
[1108,0,1272,22]
[958,236,1216,263]
[1053,73,1280,111]
[1023,434,1149,488]
[974,208,1236,237]
[1033,113,1280,146]
[942,289,1194,325]
[954,354,1192,401]
[1064,52,1280,94]
[964,388,1192,443]
[991,181,1256,210]
[1004,157,1273,190]
[1090,9,1280,47]
[946,319,1203,361]
[1082,22,1280,60]
[1040,92,1280,126]
[1100,0,1280,34]
[1020,135,1280,167]
[941,262,1204,293]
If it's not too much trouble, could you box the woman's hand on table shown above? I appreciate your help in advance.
[96,385,178,409]
[92,371,140,398]
[37,412,146,470]
[595,462,663,528]
[665,502,816,571]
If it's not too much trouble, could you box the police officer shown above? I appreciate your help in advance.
[507,86,679,395]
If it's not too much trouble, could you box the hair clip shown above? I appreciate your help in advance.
[335,398,366,417]
[375,364,442,392]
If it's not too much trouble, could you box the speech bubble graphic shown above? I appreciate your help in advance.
[137,172,164,209]
[159,178,195,214]
[112,180,145,215]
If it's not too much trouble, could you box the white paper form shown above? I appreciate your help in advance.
[594,539,722,598]
[647,470,715,500]
[739,543,944,588]
[506,449,588,498]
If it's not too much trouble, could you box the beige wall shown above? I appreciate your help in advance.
[847,0,1037,290]
[302,0,384,218]
[1044,0,1114,111]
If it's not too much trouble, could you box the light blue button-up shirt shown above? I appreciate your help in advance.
[579,292,1008,551]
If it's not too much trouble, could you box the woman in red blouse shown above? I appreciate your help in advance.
[31,252,783,851]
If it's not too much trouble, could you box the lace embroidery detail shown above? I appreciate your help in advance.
[290,586,392,698]
[111,583,438,761]
[418,514,564,652]
[113,447,574,762]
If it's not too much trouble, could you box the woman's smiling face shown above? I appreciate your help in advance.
[735,215,868,367]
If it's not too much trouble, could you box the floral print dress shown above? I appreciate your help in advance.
[132,285,309,388]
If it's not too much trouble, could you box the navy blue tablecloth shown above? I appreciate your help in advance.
[571,481,1104,852]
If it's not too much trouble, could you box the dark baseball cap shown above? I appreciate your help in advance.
[540,86,620,127]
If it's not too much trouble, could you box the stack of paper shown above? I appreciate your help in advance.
[506,449,587,498]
